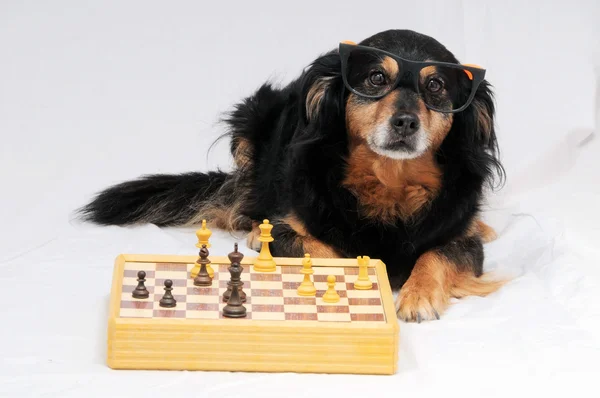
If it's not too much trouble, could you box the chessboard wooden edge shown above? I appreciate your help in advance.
[107,253,400,375]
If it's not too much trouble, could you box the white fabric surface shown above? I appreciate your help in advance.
[1,1,599,397]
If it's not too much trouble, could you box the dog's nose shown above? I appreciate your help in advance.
[390,112,420,137]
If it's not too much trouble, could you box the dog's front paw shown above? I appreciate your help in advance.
[395,278,448,323]
[246,222,262,252]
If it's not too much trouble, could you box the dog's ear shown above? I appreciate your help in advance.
[453,79,505,188]
[468,80,497,149]
[299,51,344,126]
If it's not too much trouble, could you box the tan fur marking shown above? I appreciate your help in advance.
[418,99,453,149]
[306,76,333,121]
[381,56,399,82]
[472,100,493,140]
[464,219,498,243]
[281,214,341,258]
[396,250,505,321]
[233,137,253,169]
[302,238,341,258]
[343,143,442,223]
[476,220,498,243]
[346,91,399,141]
[282,213,309,236]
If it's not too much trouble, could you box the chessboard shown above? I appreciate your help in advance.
[106,221,399,375]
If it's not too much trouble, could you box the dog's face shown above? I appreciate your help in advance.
[343,31,471,160]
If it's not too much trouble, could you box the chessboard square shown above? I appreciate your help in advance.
[343,267,359,275]
[251,311,285,321]
[282,287,304,297]
[281,273,303,283]
[346,286,381,298]
[285,313,318,321]
[186,263,195,272]
[152,297,186,311]
[187,303,219,312]
[344,267,377,275]
[123,269,156,279]
[187,292,220,304]
[314,281,346,290]
[123,276,156,288]
[312,267,345,276]
[250,296,284,306]
[282,281,301,291]
[218,264,229,273]
[284,297,317,305]
[187,310,220,320]
[251,304,284,312]
[239,268,252,283]
[188,287,219,296]
[283,304,318,314]
[250,281,283,290]
[314,274,345,283]
[251,288,283,297]
[280,265,302,274]
[316,297,349,308]
[120,300,153,310]
[348,298,382,306]
[250,273,282,282]
[317,312,352,322]
[349,305,385,314]
[155,272,188,283]
[317,287,348,297]
[155,263,188,272]
[153,309,186,318]
[121,285,155,300]
[119,308,153,318]
[350,313,385,322]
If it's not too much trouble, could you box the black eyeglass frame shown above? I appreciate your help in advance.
[338,42,487,113]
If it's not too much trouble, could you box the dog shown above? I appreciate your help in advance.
[79,29,505,322]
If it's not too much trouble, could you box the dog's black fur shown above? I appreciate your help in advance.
[79,30,504,320]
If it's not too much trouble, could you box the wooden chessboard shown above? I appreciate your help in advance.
[107,254,399,375]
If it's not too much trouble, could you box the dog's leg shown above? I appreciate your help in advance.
[246,216,341,258]
[396,236,503,322]
[477,220,498,243]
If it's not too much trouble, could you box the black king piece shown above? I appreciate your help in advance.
[223,242,246,302]
[222,243,247,318]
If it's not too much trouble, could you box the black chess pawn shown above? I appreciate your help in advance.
[132,270,149,299]
[193,245,212,286]
[223,243,246,302]
[222,244,247,318]
[159,279,177,308]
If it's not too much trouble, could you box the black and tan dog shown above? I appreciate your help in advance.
[79,29,505,322]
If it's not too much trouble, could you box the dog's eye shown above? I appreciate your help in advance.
[426,78,444,93]
[369,71,386,86]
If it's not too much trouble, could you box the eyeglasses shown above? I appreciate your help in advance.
[338,41,486,113]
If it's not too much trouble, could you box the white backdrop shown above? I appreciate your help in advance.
[1,1,599,397]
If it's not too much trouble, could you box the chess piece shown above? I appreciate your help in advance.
[191,225,214,278]
[223,243,246,302]
[252,219,277,272]
[222,245,247,318]
[193,245,213,286]
[159,279,177,308]
[195,219,212,248]
[297,253,316,296]
[132,270,149,299]
[354,256,373,290]
[322,275,340,303]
